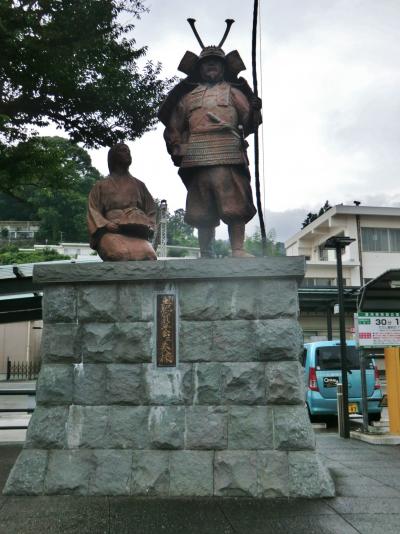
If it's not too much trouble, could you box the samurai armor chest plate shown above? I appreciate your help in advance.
[181,82,247,167]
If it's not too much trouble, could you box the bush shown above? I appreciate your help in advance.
[0,245,70,265]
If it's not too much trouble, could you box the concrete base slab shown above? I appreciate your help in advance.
[312,423,327,431]
[372,420,390,428]
[0,430,27,444]
[0,414,30,443]
[350,420,389,434]
[350,430,400,445]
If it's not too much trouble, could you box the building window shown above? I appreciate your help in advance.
[389,229,400,252]
[16,231,34,238]
[362,228,388,252]
[301,278,348,288]
[362,227,400,252]
[301,278,335,288]
[318,246,329,261]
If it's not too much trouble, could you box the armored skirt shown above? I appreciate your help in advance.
[180,165,256,228]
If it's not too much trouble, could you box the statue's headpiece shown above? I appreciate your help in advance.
[178,18,246,78]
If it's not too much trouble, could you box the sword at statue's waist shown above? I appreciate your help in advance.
[205,112,242,139]
[205,112,249,151]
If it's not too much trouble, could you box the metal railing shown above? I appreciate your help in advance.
[6,358,41,381]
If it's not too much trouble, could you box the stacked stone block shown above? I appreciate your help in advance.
[4,258,334,497]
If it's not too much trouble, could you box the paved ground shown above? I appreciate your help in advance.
[0,381,36,390]
[0,380,35,443]
[0,433,400,533]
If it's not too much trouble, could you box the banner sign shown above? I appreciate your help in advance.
[355,312,400,348]
[156,293,177,367]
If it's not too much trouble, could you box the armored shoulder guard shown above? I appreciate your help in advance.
[158,79,198,126]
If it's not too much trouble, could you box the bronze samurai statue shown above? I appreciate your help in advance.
[159,18,262,258]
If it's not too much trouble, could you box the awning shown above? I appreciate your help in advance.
[358,269,400,312]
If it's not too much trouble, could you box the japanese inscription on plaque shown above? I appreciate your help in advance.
[156,294,177,367]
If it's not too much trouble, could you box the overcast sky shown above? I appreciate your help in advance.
[85,0,400,241]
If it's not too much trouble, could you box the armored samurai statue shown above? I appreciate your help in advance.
[87,143,157,261]
[158,18,262,258]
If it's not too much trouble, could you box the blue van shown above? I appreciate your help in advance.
[302,340,382,423]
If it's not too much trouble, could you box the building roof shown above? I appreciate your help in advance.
[299,287,358,312]
[285,204,400,248]
[0,260,76,285]
[358,269,400,312]
[0,259,99,323]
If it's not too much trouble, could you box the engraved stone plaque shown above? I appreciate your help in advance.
[156,293,177,367]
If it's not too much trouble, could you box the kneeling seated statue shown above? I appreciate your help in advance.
[87,143,157,261]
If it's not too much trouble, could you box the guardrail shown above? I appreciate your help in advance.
[6,358,41,381]
[0,389,36,430]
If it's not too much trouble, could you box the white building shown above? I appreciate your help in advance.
[285,204,400,341]
[33,243,201,259]
[33,242,98,261]
[0,221,40,240]
[285,204,400,287]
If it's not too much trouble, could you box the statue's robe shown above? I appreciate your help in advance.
[87,174,157,261]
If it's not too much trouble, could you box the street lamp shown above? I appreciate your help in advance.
[324,235,355,438]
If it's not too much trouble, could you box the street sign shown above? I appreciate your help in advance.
[355,312,400,348]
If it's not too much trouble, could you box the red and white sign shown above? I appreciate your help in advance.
[355,312,400,348]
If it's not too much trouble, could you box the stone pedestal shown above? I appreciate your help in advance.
[4,258,334,497]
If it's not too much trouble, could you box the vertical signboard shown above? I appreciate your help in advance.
[354,312,400,348]
[156,293,177,367]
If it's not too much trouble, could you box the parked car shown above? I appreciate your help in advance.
[302,340,382,424]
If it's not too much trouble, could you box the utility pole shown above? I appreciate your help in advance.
[324,235,355,438]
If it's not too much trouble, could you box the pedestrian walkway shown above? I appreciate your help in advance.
[0,381,36,390]
[0,433,399,533]
[0,380,34,444]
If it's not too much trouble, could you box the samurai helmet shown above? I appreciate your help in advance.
[178,18,246,78]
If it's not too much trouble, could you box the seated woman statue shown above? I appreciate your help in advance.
[87,143,157,261]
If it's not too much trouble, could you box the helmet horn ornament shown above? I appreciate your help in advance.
[187,18,205,49]
[218,19,235,47]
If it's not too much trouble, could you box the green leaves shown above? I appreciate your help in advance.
[0,136,100,200]
[167,208,198,248]
[0,136,101,243]
[0,1,173,146]
[301,201,332,229]
[0,245,71,265]
[244,228,284,257]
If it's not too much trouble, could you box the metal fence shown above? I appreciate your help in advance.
[6,358,41,381]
